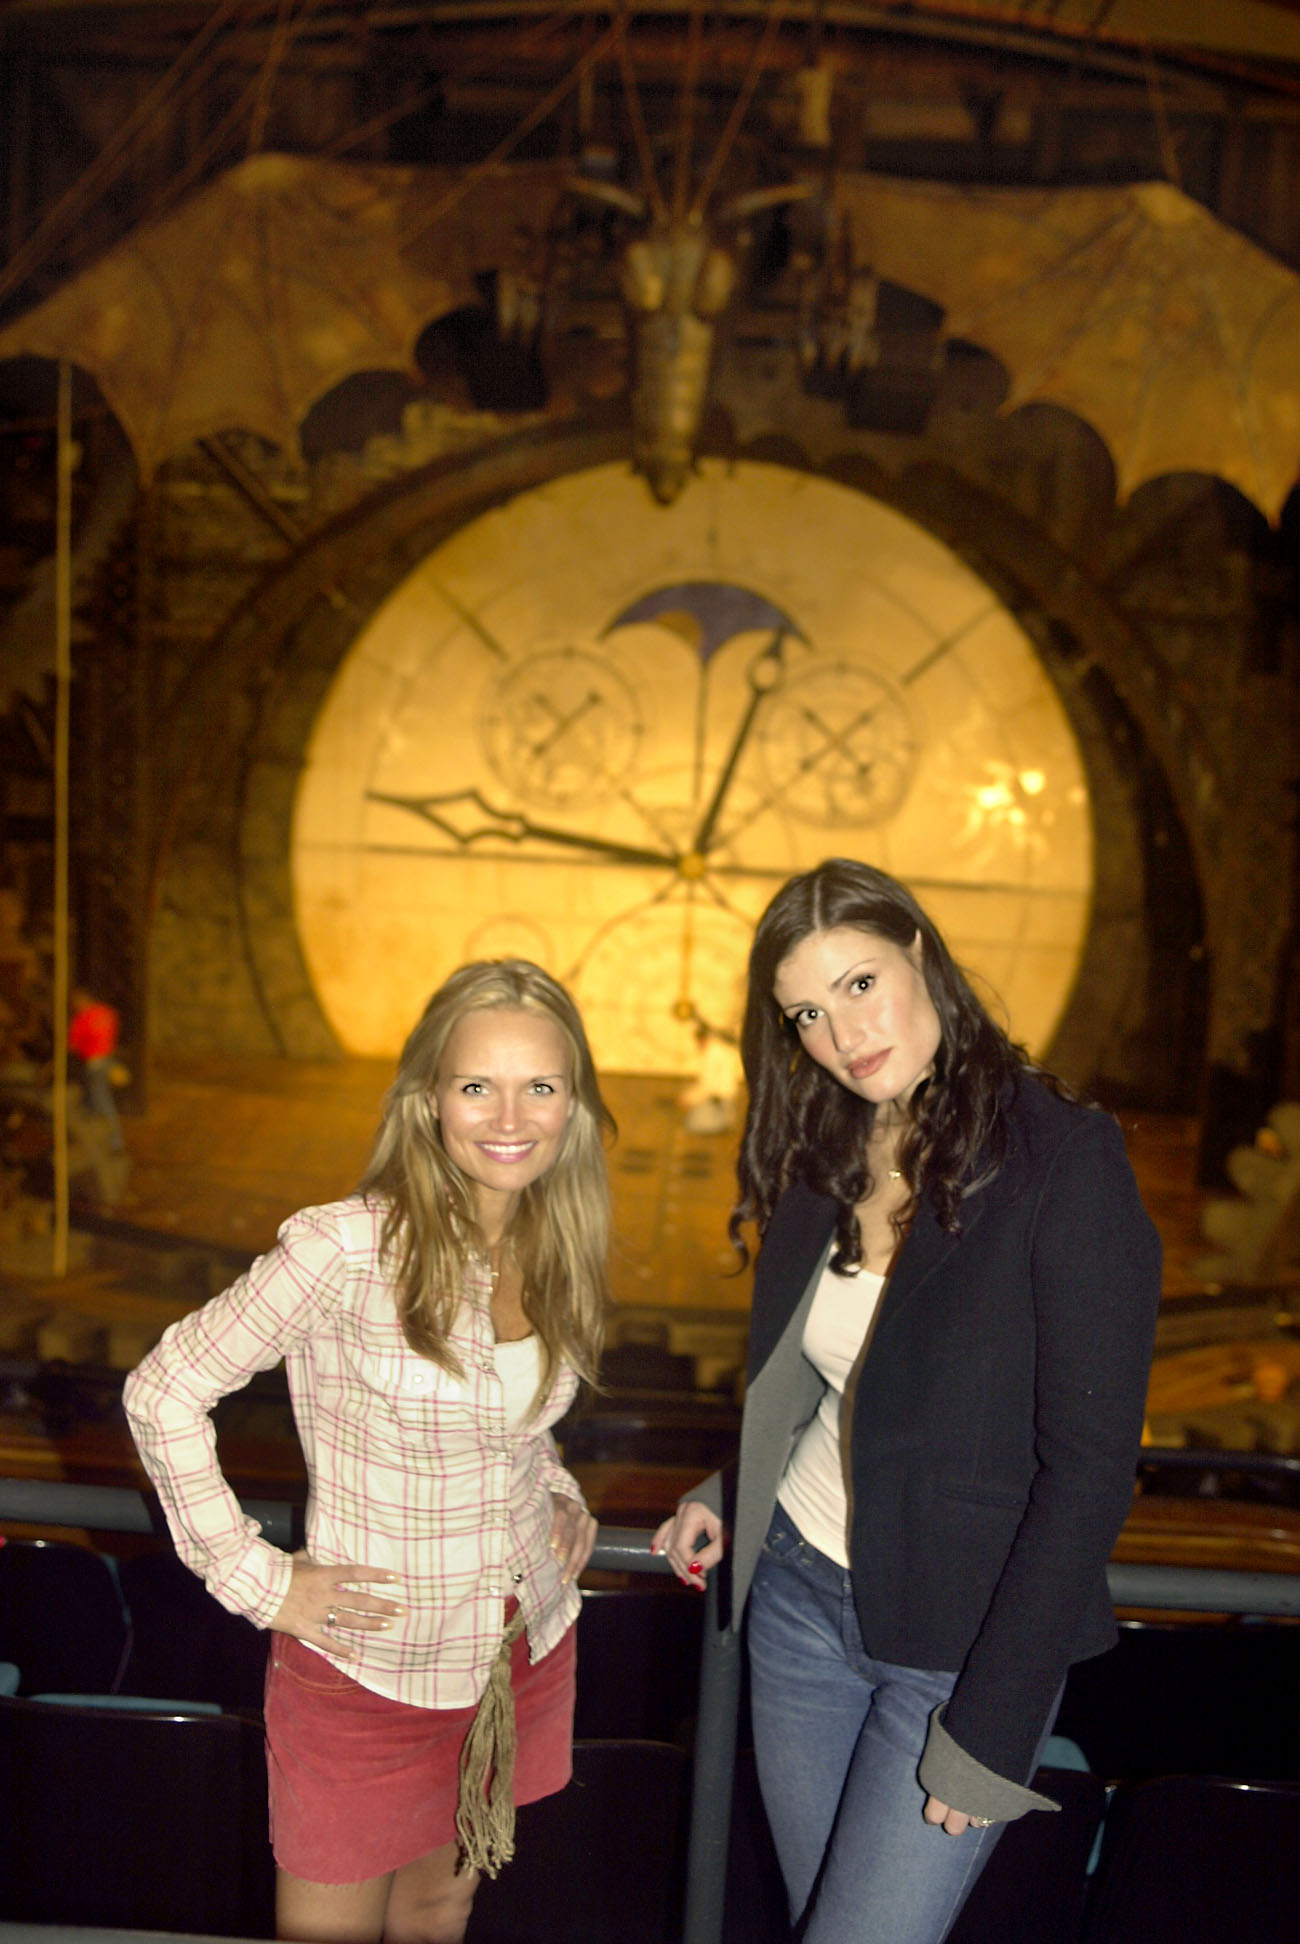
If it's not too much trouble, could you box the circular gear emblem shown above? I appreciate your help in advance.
[758,660,918,826]
[480,644,643,811]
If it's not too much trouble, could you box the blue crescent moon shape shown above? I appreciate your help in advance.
[602,580,805,664]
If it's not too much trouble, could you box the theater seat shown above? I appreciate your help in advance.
[1081,1774,1300,1944]
[717,1753,1107,1944]
[118,1548,269,1713]
[0,1694,275,1936]
[574,1586,703,1744]
[0,1537,129,1696]
[471,1740,689,1944]
[1054,1621,1298,1783]
[947,1766,1106,1943]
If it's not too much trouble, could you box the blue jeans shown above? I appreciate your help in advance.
[748,1511,1054,1944]
[81,1055,124,1152]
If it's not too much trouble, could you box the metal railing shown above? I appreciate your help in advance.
[2,1476,1299,1944]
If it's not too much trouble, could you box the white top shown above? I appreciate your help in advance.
[776,1255,886,1567]
[494,1333,543,1431]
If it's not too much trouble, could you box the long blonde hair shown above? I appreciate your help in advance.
[359,961,613,1404]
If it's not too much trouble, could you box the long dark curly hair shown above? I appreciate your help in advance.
[732,858,1048,1269]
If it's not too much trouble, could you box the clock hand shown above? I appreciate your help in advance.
[367,786,676,871]
[715,692,898,848]
[712,610,995,853]
[689,629,787,858]
[361,834,1078,906]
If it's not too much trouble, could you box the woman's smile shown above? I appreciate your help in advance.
[432,1007,575,1225]
[476,1138,539,1163]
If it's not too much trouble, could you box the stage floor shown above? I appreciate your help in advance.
[108,1055,1212,1310]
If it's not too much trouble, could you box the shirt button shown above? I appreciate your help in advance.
[512,1571,524,1585]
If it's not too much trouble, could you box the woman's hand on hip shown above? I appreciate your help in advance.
[651,1500,724,1589]
[549,1493,597,1585]
[269,1552,405,1660]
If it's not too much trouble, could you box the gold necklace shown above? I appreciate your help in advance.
[487,1239,514,1286]
[870,1125,905,1182]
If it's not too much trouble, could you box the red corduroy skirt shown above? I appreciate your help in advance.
[264,1611,577,1883]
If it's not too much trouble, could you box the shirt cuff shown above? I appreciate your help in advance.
[918,1706,1060,1822]
[208,1532,296,1630]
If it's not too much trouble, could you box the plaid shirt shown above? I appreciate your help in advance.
[124,1197,585,1708]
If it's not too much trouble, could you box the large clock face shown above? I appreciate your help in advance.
[292,461,1093,1070]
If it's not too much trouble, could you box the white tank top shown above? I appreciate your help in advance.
[493,1334,543,1430]
[776,1257,886,1567]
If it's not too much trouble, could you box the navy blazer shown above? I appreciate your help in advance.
[725,1074,1162,1787]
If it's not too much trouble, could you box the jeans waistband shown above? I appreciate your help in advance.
[765,1503,853,1593]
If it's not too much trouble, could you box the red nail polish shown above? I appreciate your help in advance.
[688,1561,703,1575]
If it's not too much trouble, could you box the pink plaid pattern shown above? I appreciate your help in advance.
[124,1197,585,1707]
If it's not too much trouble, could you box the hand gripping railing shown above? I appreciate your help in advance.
[2,1477,1299,1944]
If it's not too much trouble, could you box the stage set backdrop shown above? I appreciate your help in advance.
[292,459,1090,1073]
[7,154,1277,1111]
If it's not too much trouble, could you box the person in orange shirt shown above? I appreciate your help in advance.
[68,986,123,1152]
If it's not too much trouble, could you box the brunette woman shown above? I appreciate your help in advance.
[126,960,610,1944]
[655,860,1160,1944]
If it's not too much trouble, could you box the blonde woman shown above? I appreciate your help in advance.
[125,961,611,1944]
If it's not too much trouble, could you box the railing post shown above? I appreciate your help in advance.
[681,1564,742,1944]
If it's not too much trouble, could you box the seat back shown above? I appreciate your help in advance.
[470,1740,689,1944]
[0,1537,128,1695]
[118,1548,269,1712]
[947,1766,1106,1944]
[574,1587,703,1743]
[0,1693,274,1935]
[717,1756,1107,1944]
[1082,1774,1300,1944]
[1055,1621,1298,1781]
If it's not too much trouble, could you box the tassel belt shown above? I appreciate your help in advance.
[455,1603,530,1878]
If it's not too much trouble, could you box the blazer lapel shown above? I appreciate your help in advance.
[747,1181,838,1381]
[730,1221,832,1627]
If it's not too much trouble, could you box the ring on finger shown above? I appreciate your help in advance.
[326,1607,337,1627]
[969,1817,993,1829]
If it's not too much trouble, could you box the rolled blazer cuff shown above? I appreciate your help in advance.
[919,1707,1059,1822]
